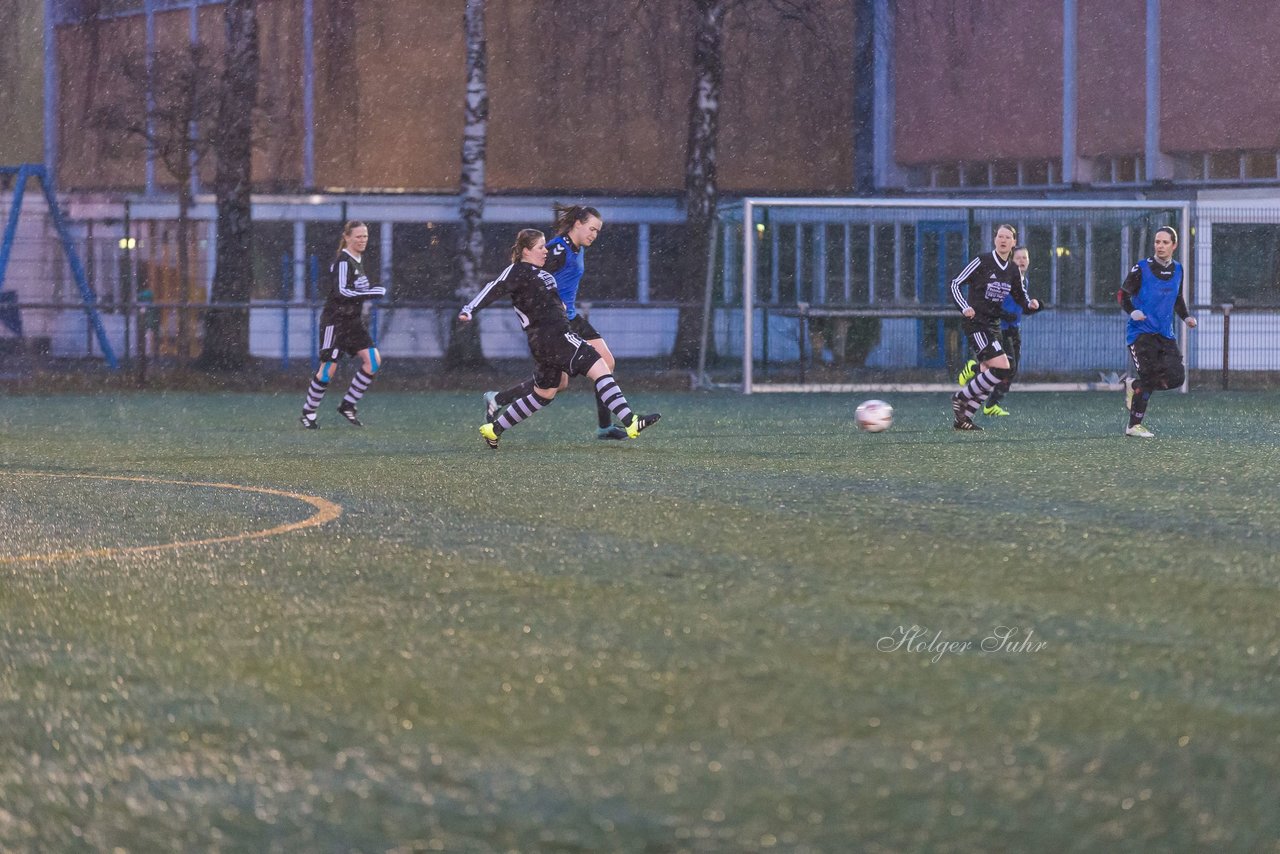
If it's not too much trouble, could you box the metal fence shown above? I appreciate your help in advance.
[4,191,1280,390]
[696,197,1280,392]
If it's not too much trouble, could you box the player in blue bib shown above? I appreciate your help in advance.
[1117,226,1197,438]
[544,204,637,439]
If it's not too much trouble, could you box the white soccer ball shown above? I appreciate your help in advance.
[855,399,893,432]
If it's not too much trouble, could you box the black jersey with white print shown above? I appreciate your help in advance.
[323,249,385,320]
[460,261,570,332]
[950,251,1033,325]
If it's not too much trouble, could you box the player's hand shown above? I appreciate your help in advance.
[457,311,472,323]
[1028,299,1040,311]
[1130,309,1146,321]
[1186,315,1197,328]
[962,307,975,319]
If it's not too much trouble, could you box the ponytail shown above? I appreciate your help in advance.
[552,203,602,237]
[510,228,546,264]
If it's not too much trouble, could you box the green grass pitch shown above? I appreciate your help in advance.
[2,390,1278,851]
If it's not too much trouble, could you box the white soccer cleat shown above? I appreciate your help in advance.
[483,390,501,422]
[1123,377,1135,412]
[1124,423,1154,438]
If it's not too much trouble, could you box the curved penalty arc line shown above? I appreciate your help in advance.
[1,472,343,565]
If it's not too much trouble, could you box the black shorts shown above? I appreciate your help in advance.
[527,327,600,388]
[1000,326,1022,373]
[963,321,1005,362]
[318,312,373,362]
[1129,333,1185,390]
[568,313,603,341]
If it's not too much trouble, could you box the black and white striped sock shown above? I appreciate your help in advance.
[302,378,328,419]
[596,394,614,428]
[594,374,633,426]
[496,378,535,407]
[495,390,554,433]
[959,369,998,420]
[342,370,375,407]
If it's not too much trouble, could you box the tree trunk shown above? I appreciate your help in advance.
[445,0,489,369]
[176,155,193,359]
[199,0,259,372]
[671,0,725,370]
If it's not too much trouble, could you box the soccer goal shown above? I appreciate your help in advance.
[710,197,1189,394]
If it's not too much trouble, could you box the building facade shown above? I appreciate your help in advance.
[44,0,857,195]
[4,0,1279,369]
[10,1,1280,197]
[891,0,1280,191]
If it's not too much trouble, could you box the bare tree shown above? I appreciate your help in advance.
[445,0,489,369]
[198,0,260,372]
[669,0,829,370]
[95,44,221,334]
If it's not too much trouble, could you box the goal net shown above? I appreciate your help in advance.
[703,198,1189,393]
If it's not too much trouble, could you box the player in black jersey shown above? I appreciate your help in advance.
[458,229,659,449]
[482,204,638,440]
[298,221,386,428]
[948,224,1040,430]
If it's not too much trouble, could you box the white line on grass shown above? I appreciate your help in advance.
[1,473,343,564]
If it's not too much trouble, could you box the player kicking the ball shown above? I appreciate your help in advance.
[458,228,660,449]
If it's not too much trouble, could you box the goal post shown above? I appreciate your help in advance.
[728,197,1190,394]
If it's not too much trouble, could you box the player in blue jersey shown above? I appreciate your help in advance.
[1118,226,1197,438]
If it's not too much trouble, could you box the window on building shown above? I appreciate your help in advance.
[580,224,638,301]
[1111,156,1139,184]
[1212,225,1280,305]
[647,224,685,303]
[960,162,988,188]
[1090,227,1123,304]
[773,223,800,304]
[1243,151,1277,181]
[1207,152,1241,181]
[251,220,293,300]
[993,161,1019,187]
[842,224,871,305]
[1053,225,1086,304]
[391,222,460,302]
[932,164,960,189]
[897,225,917,303]
[1023,160,1051,186]
[1024,226,1054,300]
